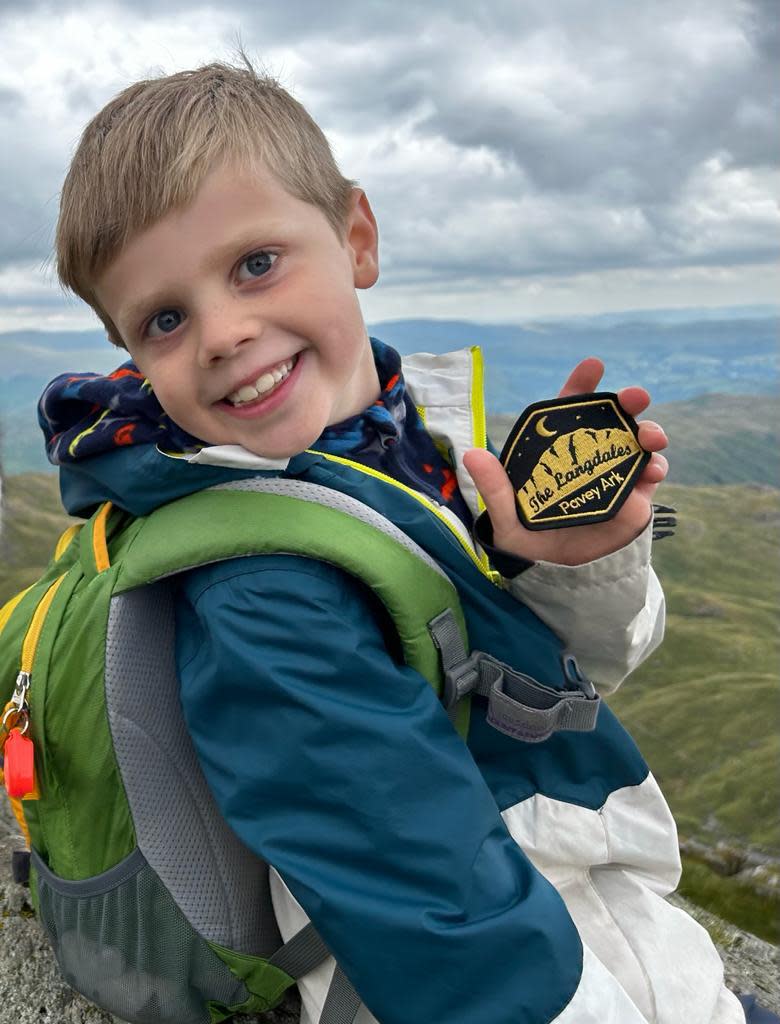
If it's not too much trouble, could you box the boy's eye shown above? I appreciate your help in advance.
[147,309,184,338]
[238,251,278,281]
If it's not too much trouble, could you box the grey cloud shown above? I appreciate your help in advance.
[61,71,109,118]
[741,0,780,61]
[314,4,776,199]
[0,85,23,112]
[0,197,55,266]
[0,0,776,294]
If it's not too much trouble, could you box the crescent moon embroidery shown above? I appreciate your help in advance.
[535,415,558,438]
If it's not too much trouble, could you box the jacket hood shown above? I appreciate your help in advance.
[38,338,462,521]
[38,361,270,517]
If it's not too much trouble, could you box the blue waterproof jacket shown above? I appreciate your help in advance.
[49,345,743,1024]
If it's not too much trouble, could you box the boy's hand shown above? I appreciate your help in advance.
[463,358,668,565]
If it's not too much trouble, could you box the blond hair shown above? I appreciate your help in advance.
[56,59,356,345]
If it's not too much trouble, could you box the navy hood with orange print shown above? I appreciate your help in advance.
[37,338,470,525]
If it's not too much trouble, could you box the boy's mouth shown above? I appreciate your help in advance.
[224,355,299,406]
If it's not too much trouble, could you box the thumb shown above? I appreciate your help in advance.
[462,448,522,537]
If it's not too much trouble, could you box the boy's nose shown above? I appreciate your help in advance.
[195,307,260,367]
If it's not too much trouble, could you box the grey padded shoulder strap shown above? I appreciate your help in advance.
[116,478,470,684]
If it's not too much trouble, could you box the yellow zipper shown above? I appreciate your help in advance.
[469,345,488,456]
[5,574,67,731]
[1,574,66,819]
[19,574,67,674]
[91,502,113,573]
[467,346,495,575]
[306,449,493,580]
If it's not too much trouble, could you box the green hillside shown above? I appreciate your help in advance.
[608,482,779,853]
[0,474,78,603]
[650,394,780,487]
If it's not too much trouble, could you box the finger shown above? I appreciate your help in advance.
[616,385,651,417]
[637,420,668,452]
[630,454,668,510]
[637,452,668,487]
[558,357,604,397]
[462,448,523,537]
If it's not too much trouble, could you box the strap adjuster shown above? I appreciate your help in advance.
[442,652,481,711]
[429,610,600,743]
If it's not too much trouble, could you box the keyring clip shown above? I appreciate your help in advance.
[2,704,28,735]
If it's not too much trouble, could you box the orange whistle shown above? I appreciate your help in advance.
[3,729,38,799]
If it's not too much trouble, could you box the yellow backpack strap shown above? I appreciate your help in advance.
[0,587,33,637]
[54,523,82,561]
[79,501,116,578]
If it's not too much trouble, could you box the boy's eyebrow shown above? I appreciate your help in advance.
[116,230,284,329]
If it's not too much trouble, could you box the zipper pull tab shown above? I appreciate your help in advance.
[2,682,38,801]
[3,728,38,800]
[10,671,31,716]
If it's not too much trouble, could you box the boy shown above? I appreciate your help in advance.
[40,60,748,1024]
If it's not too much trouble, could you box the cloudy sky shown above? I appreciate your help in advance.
[0,0,777,336]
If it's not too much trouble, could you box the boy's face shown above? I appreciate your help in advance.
[95,162,380,459]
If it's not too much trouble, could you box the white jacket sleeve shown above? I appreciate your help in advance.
[502,518,665,694]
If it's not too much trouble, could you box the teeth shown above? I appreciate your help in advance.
[226,357,296,405]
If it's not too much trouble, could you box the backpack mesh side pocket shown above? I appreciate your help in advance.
[32,847,248,1024]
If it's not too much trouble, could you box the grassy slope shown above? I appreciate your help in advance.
[0,474,78,604]
[607,482,779,852]
[649,394,780,487]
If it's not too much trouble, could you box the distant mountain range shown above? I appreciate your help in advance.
[374,308,779,410]
[1,306,777,475]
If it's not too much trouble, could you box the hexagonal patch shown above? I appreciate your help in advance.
[499,392,650,530]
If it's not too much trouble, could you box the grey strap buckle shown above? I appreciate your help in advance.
[428,610,600,743]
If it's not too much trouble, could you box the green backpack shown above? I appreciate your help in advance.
[0,477,471,1024]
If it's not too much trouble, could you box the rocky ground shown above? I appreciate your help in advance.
[1,799,777,1023]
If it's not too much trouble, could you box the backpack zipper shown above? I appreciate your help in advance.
[2,574,67,759]
[1,574,67,841]
[19,575,67,692]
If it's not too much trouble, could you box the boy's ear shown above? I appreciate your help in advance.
[345,189,379,289]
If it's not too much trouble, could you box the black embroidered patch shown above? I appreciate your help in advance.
[499,393,650,530]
